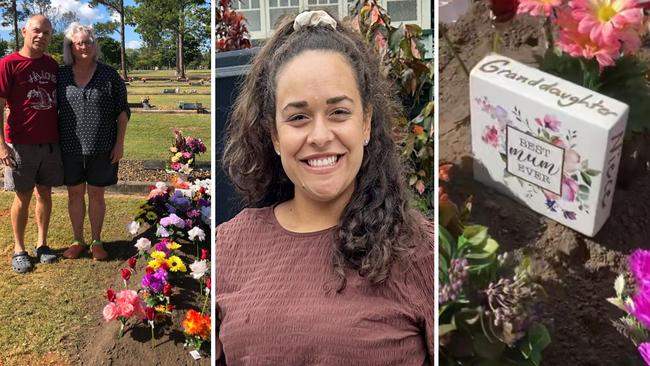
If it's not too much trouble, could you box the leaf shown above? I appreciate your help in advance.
[586,169,601,177]
[473,333,506,359]
[463,225,489,247]
[439,322,456,337]
[580,171,592,187]
[520,323,552,366]
[579,184,589,193]
[409,175,418,186]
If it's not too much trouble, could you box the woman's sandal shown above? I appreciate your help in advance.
[63,240,87,259]
[12,251,33,273]
[91,240,108,261]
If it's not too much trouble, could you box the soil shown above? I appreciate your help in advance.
[440,2,650,365]
[71,230,210,366]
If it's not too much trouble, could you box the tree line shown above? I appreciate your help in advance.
[0,0,210,78]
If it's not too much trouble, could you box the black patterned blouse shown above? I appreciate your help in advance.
[57,63,130,155]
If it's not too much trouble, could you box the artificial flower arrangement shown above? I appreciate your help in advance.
[608,249,650,364]
[166,129,207,175]
[439,164,551,364]
[488,0,650,136]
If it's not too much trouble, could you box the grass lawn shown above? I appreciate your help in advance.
[125,113,211,161]
[128,70,210,79]
[128,94,211,110]
[0,192,148,365]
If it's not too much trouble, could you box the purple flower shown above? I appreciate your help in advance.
[545,198,557,212]
[197,198,209,207]
[638,343,650,365]
[631,290,650,329]
[170,191,191,210]
[142,268,168,293]
[154,242,172,257]
[156,225,170,238]
[535,114,561,132]
[563,211,577,220]
[187,209,200,218]
[630,250,650,289]
[160,213,186,228]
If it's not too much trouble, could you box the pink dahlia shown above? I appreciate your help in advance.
[630,249,650,289]
[556,8,620,68]
[630,290,650,328]
[569,0,643,44]
[561,176,579,202]
[518,0,562,16]
[482,125,499,147]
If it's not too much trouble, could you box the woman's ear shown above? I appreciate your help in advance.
[271,129,281,155]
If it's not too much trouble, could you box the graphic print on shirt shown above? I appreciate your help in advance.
[25,70,56,110]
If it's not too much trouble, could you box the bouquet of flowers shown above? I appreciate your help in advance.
[166,129,207,174]
[487,0,650,135]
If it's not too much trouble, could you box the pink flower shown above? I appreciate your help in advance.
[555,8,621,69]
[170,162,181,171]
[563,149,582,175]
[115,289,146,320]
[561,176,579,201]
[517,0,562,16]
[570,0,643,44]
[535,114,561,132]
[638,343,650,364]
[103,303,119,321]
[630,249,650,289]
[147,188,166,199]
[182,151,192,159]
[630,290,650,328]
[482,125,499,147]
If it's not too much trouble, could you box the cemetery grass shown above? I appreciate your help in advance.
[128,69,210,79]
[439,3,650,364]
[0,192,145,366]
[126,85,211,94]
[125,113,211,161]
[128,94,211,110]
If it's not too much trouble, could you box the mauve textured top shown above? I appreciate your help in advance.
[216,207,434,366]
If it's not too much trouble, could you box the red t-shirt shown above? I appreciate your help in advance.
[0,52,58,144]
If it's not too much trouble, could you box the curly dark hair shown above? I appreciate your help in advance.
[221,12,430,290]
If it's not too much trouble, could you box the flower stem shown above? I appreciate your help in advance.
[442,27,469,78]
[201,289,209,315]
[151,323,155,349]
[118,320,125,338]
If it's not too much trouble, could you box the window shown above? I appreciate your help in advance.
[269,0,301,29]
[236,0,429,40]
[232,0,263,32]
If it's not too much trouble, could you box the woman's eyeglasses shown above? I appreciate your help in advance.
[73,40,94,48]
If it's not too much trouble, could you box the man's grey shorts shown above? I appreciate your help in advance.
[4,143,64,192]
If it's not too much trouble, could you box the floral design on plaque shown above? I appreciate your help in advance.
[475,96,601,220]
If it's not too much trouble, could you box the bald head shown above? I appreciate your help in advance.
[21,15,53,57]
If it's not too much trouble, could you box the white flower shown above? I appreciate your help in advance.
[134,237,152,252]
[188,226,206,242]
[127,221,140,236]
[180,163,193,175]
[200,206,211,225]
[155,182,168,191]
[189,260,208,280]
[156,225,170,238]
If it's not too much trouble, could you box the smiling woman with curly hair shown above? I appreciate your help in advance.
[216,10,433,366]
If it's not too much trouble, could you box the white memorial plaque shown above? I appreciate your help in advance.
[470,53,629,237]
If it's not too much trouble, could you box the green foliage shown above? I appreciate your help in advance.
[98,36,121,68]
[539,48,650,136]
[351,0,434,214]
[0,38,9,58]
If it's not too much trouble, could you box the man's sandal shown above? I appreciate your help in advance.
[63,240,86,259]
[91,240,108,261]
[12,251,33,273]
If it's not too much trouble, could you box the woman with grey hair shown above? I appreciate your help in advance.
[58,22,130,261]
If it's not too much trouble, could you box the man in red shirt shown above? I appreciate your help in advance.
[0,15,63,273]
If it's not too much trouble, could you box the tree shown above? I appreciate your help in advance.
[0,39,9,58]
[97,37,121,68]
[0,0,26,51]
[88,0,129,79]
[132,0,208,78]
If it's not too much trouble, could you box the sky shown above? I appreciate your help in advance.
[0,0,143,49]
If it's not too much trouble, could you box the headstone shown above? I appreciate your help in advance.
[470,53,628,237]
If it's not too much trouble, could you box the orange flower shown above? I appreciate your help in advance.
[182,309,211,340]
[412,125,425,135]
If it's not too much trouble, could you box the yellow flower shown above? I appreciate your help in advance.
[171,156,180,163]
[166,242,181,250]
[151,250,167,260]
[170,146,178,153]
[146,211,158,220]
[167,256,187,272]
[148,260,162,270]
